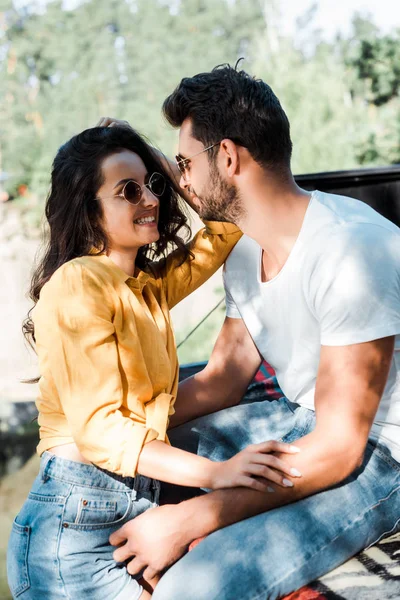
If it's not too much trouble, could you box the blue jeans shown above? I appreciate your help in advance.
[6,451,160,599]
[153,398,400,600]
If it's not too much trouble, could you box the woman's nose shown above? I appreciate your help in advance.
[141,185,159,207]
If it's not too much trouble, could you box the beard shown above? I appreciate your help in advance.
[192,163,245,223]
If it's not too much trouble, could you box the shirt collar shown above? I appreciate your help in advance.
[88,249,151,291]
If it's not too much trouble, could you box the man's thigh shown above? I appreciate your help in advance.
[153,442,400,600]
[168,397,311,460]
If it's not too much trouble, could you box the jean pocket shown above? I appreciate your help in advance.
[63,489,131,530]
[7,518,31,597]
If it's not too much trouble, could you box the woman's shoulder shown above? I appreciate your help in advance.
[40,255,116,302]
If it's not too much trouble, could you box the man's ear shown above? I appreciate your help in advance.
[219,139,240,177]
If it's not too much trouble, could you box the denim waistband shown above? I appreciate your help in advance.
[40,451,160,494]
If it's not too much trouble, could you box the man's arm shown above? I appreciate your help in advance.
[110,335,395,580]
[169,317,262,428]
[180,335,395,532]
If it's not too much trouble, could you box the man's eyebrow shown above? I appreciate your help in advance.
[176,153,188,161]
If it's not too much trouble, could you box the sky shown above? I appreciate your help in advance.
[278,0,400,40]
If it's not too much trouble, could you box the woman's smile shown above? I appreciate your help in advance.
[133,207,158,227]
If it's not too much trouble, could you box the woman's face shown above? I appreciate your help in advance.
[97,150,161,252]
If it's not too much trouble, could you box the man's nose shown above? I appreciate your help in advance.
[180,173,189,190]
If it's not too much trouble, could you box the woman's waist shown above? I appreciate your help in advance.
[39,448,160,495]
[46,442,92,464]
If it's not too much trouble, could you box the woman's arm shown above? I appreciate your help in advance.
[161,221,242,308]
[36,261,295,491]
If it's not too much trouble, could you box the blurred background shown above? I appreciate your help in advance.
[0,0,400,597]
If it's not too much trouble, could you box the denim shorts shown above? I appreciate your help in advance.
[7,451,160,600]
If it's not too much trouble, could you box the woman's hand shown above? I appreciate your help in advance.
[210,440,302,492]
[95,116,131,129]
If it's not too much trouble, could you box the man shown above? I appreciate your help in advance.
[109,65,400,599]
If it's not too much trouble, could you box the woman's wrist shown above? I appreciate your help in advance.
[203,459,220,489]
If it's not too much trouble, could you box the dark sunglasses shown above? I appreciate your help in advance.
[99,172,167,206]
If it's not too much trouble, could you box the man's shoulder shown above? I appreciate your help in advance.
[313,190,399,233]
[308,191,399,256]
[225,235,259,268]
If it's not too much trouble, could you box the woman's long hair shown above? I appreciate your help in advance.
[23,126,191,349]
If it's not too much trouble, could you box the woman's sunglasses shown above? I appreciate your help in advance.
[99,172,167,206]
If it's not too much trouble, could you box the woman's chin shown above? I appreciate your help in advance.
[137,229,160,246]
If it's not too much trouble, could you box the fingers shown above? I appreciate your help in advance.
[143,566,161,582]
[251,440,301,454]
[95,117,131,129]
[250,453,302,479]
[246,463,296,489]
[126,556,146,576]
[237,475,275,493]
[112,542,136,564]
[96,117,111,127]
[109,525,128,547]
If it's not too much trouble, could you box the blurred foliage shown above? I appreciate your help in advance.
[0,1,399,233]
[177,295,226,364]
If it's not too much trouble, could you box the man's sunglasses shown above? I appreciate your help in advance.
[99,172,167,206]
[175,142,221,179]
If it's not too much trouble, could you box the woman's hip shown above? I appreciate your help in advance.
[7,451,159,599]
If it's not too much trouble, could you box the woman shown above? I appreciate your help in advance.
[7,124,299,600]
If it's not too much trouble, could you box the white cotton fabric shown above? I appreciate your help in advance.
[224,190,400,461]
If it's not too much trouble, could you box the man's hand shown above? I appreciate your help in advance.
[109,504,191,582]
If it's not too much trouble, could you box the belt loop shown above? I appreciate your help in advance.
[41,453,56,483]
[152,479,161,505]
[133,474,141,492]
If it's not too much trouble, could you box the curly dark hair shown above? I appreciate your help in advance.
[23,126,191,347]
[163,63,293,174]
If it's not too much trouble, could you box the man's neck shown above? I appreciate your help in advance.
[237,172,312,277]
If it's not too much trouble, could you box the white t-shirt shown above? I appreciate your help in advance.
[224,190,400,461]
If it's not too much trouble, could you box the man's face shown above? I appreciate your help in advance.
[177,118,245,223]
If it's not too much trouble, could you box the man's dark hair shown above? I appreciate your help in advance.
[163,63,293,174]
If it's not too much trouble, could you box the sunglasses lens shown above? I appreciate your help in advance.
[175,157,185,176]
[149,173,166,196]
[123,180,141,204]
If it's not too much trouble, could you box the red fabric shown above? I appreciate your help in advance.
[282,588,327,600]
[188,536,206,551]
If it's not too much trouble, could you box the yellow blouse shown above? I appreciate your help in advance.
[33,221,241,477]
